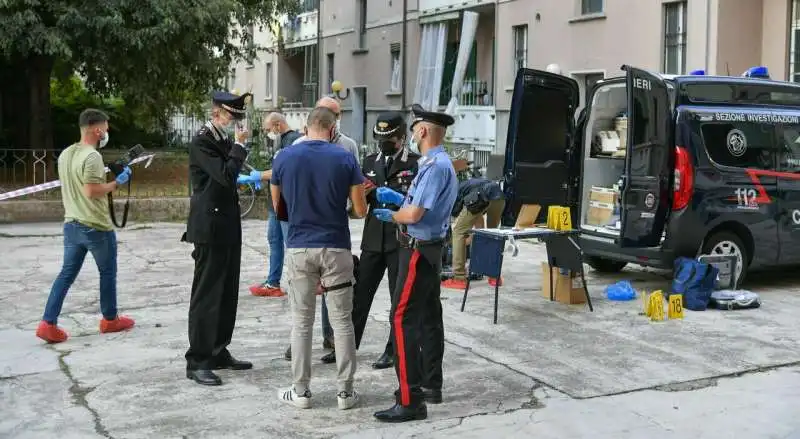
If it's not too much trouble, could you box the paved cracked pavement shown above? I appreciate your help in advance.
[2,220,800,439]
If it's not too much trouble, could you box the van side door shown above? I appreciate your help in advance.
[693,108,779,268]
[775,110,800,263]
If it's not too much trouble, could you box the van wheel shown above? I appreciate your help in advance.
[702,231,748,285]
[586,256,628,273]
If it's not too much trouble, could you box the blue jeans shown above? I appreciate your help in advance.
[43,221,118,324]
[266,212,286,285]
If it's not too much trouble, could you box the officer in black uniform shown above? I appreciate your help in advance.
[351,112,420,369]
[182,91,255,386]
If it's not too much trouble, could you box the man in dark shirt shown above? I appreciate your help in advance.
[441,177,505,290]
[270,106,367,410]
[249,112,302,297]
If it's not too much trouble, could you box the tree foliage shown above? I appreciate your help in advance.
[0,0,299,149]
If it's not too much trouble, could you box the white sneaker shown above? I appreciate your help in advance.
[337,390,360,410]
[278,387,312,409]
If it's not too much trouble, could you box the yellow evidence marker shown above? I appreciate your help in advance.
[668,294,684,319]
[648,290,665,322]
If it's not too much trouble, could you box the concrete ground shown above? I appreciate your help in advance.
[2,220,800,439]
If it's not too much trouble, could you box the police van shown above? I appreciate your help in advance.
[502,65,800,284]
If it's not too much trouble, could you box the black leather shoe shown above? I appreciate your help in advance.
[422,387,442,404]
[214,357,253,370]
[372,352,394,369]
[321,351,336,364]
[284,345,291,361]
[186,369,222,386]
[374,403,428,423]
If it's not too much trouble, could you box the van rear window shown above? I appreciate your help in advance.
[684,83,800,107]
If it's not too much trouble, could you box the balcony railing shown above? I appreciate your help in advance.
[282,9,318,49]
[419,0,496,16]
[440,78,494,107]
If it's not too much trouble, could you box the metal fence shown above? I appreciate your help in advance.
[0,148,191,201]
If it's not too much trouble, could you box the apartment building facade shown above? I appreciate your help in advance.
[229,0,800,155]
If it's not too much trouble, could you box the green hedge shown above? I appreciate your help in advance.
[50,76,166,151]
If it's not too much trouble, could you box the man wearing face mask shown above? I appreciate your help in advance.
[182,91,253,386]
[248,112,302,297]
[372,104,458,422]
[36,109,135,344]
[346,112,419,370]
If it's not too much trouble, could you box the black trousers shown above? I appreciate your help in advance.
[391,244,445,407]
[352,249,399,353]
[185,244,242,370]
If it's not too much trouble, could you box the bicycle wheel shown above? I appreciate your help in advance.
[238,183,256,218]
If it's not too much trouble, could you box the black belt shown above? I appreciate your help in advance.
[397,229,444,249]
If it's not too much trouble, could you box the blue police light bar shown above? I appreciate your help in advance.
[689,69,706,75]
[743,66,770,79]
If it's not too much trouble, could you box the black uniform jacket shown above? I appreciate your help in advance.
[361,148,420,253]
[183,122,248,245]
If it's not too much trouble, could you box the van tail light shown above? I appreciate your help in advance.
[673,146,693,210]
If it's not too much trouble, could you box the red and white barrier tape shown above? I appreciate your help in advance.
[0,154,155,201]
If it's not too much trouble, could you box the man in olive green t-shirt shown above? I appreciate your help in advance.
[36,109,136,344]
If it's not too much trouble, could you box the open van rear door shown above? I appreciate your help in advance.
[619,66,675,247]
[502,68,579,226]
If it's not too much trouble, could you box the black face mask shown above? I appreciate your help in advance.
[379,140,397,155]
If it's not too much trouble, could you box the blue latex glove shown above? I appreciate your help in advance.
[376,187,404,205]
[115,167,131,185]
[249,169,263,181]
[236,174,250,185]
[373,208,395,222]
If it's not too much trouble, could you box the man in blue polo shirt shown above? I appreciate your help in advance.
[270,106,367,410]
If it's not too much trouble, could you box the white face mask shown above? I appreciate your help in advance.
[408,131,420,153]
[98,132,109,149]
[267,132,278,141]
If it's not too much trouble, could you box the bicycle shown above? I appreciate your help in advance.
[238,162,261,219]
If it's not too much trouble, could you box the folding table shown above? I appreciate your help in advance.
[459,227,593,324]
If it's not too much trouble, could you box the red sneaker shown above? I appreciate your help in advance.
[250,283,285,297]
[99,315,135,334]
[36,321,68,344]
[488,277,504,287]
[441,278,468,290]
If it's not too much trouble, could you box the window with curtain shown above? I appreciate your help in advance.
[390,44,402,92]
[791,0,800,82]
[265,62,273,99]
[581,0,603,14]
[663,1,687,75]
[358,0,367,49]
[513,25,528,75]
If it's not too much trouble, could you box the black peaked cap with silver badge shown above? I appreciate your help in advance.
[409,103,455,129]
[212,91,252,119]
[373,111,407,140]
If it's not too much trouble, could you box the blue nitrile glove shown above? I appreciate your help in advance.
[249,169,263,182]
[376,187,404,205]
[236,174,250,185]
[115,167,131,185]
[373,208,395,222]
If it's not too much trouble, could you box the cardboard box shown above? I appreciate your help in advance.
[514,204,541,229]
[586,201,614,226]
[540,263,586,305]
[589,186,618,204]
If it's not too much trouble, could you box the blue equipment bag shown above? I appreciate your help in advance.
[671,257,718,311]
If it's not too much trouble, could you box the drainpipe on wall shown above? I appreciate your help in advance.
[704,0,711,73]
[318,0,323,102]
[401,0,408,111]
